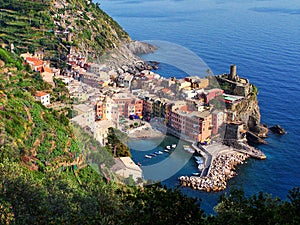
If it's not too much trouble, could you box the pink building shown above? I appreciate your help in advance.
[112,93,143,118]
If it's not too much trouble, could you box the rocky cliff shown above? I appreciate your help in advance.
[230,94,261,128]
[227,93,268,143]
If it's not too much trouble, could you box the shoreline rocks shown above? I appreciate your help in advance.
[179,151,249,192]
[269,125,285,135]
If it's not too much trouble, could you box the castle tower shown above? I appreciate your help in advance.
[229,64,237,80]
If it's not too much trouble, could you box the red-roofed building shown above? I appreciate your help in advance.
[35,91,50,106]
[25,57,44,72]
[162,88,171,94]
[41,66,55,87]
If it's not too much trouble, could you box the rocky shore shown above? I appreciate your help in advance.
[99,40,157,72]
[179,151,249,192]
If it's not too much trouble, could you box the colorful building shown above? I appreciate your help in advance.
[112,93,143,118]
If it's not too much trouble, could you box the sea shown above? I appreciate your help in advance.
[97,0,300,214]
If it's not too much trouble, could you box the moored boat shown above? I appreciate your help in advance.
[198,164,204,171]
[183,145,195,154]
[165,145,171,150]
[171,144,177,148]
[154,151,163,155]
[194,156,204,164]
[145,155,152,159]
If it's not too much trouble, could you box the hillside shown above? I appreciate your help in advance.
[0,49,85,170]
[0,0,130,66]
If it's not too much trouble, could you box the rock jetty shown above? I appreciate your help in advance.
[179,151,249,192]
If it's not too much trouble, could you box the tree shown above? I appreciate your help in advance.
[107,127,131,157]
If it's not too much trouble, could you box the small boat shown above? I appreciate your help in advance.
[164,149,169,153]
[194,156,204,164]
[154,151,163,155]
[183,145,195,154]
[192,172,200,176]
[150,153,157,157]
[165,145,171,150]
[171,144,177,149]
[198,164,204,171]
[145,155,152,159]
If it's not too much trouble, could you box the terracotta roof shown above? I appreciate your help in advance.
[180,105,189,112]
[162,88,171,93]
[35,91,48,97]
[26,57,44,67]
[43,66,52,73]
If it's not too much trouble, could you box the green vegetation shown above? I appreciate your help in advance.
[252,84,259,95]
[107,127,131,157]
[0,0,129,67]
[52,0,129,57]
[0,0,60,57]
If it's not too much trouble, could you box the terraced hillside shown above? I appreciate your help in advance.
[0,0,130,65]
[0,0,58,55]
[0,49,114,172]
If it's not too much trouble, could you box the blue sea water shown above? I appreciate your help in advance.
[97,0,300,213]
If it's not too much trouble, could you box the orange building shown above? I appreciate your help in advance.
[170,108,212,142]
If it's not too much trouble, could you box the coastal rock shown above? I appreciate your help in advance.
[269,125,285,135]
[246,131,267,144]
[126,40,157,55]
[99,41,156,72]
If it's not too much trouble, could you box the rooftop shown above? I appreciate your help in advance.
[35,91,48,97]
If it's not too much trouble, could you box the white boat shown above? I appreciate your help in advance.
[198,164,204,171]
[194,156,204,164]
[183,145,195,154]
[164,149,170,153]
[154,151,163,155]
[165,145,171,150]
[192,172,200,176]
[171,144,177,148]
[145,155,152,159]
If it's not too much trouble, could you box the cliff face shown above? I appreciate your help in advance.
[230,94,261,129]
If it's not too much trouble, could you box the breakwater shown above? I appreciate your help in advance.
[179,143,265,192]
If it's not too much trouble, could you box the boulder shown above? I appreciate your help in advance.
[269,125,285,135]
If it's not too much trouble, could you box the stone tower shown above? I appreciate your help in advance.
[229,64,237,80]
